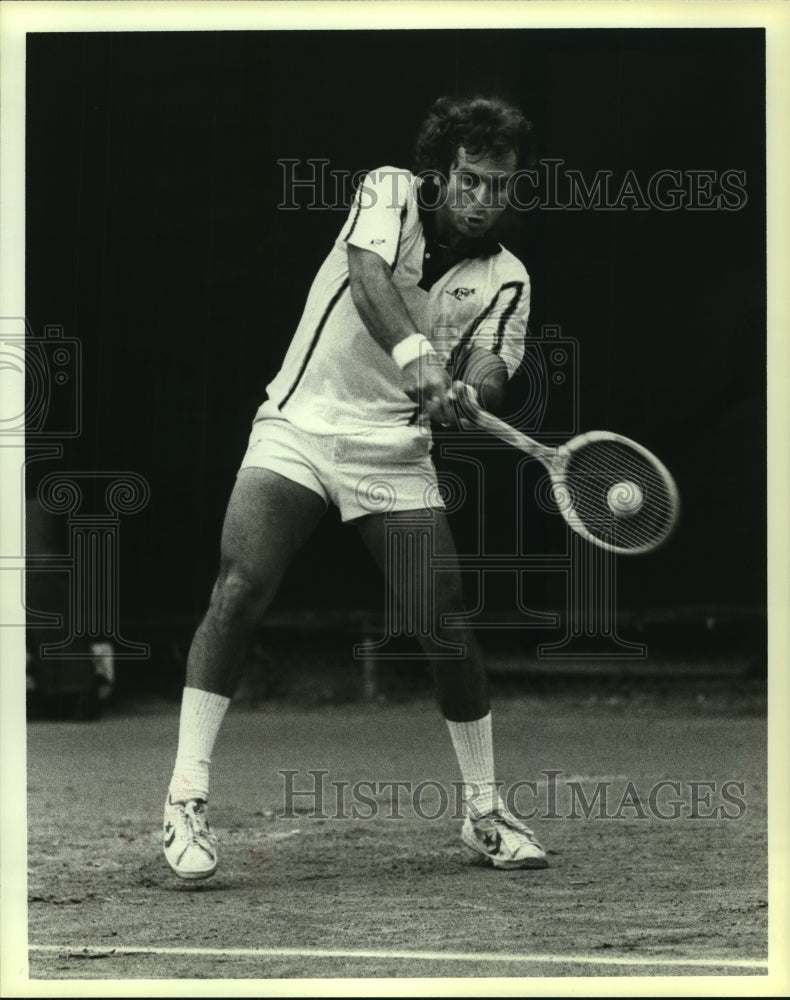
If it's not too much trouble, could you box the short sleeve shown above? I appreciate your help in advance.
[339,166,414,268]
[465,274,531,378]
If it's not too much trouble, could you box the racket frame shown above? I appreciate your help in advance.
[455,385,680,555]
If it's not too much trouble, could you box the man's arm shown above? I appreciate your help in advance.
[453,269,530,416]
[347,244,454,425]
[453,346,508,415]
[347,244,419,354]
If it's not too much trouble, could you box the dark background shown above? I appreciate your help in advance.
[24,29,766,638]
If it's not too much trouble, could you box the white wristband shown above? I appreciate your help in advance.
[391,334,436,370]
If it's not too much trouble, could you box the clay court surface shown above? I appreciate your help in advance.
[18,687,773,989]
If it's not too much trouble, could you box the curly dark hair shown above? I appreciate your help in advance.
[413,95,533,177]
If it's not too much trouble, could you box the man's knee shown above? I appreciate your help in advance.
[208,565,274,624]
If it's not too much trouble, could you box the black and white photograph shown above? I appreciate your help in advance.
[1,0,787,993]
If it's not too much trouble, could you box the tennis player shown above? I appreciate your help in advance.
[164,96,549,878]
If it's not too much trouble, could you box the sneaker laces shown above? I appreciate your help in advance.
[478,809,544,852]
[175,799,216,856]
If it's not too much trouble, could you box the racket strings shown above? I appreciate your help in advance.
[567,449,676,516]
[562,438,677,553]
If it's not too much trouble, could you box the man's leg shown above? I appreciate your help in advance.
[185,468,326,695]
[355,507,486,718]
[355,507,548,869]
[165,468,326,879]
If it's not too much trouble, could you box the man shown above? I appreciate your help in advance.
[163,95,548,878]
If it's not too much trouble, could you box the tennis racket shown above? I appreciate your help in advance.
[454,384,680,555]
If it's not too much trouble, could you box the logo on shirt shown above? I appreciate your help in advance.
[446,286,477,301]
[370,238,387,245]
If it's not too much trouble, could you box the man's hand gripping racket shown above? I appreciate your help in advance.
[454,383,680,555]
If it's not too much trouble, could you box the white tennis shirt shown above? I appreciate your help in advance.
[266,166,530,434]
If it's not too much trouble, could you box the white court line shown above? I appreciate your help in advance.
[28,944,768,970]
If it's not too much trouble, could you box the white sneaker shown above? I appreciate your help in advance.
[462,809,549,870]
[163,795,218,880]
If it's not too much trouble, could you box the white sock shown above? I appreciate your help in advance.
[445,713,501,818]
[169,687,230,802]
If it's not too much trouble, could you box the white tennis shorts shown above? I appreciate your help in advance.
[239,401,445,522]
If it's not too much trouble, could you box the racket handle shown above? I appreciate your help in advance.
[453,382,550,461]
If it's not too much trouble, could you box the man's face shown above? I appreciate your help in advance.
[441,145,518,241]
